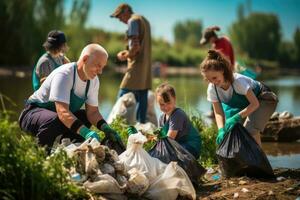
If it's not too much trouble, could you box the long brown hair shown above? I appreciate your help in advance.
[200,49,234,83]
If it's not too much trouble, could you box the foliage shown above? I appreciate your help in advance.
[0,112,88,200]
[173,19,203,48]
[190,114,218,167]
[229,12,281,60]
[294,27,300,63]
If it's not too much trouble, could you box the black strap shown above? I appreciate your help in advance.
[97,119,107,130]
[70,119,84,133]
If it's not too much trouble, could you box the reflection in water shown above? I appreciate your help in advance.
[262,142,300,156]
[263,142,300,169]
[267,155,300,169]
[1,74,300,168]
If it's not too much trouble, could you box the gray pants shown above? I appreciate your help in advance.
[244,91,278,135]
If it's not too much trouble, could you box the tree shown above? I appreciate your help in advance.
[229,12,281,60]
[0,0,66,66]
[294,27,300,64]
[173,20,202,47]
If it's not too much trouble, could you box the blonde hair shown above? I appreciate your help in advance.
[155,83,176,103]
[200,49,234,83]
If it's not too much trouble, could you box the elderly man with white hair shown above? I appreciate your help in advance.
[19,43,124,153]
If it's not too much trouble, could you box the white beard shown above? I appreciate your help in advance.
[83,64,92,80]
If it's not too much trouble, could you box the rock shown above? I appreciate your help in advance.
[233,192,239,198]
[279,111,293,119]
[262,116,300,142]
[241,188,249,193]
[238,180,247,185]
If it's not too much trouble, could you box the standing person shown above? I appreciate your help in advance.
[200,26,235,70]
[19,44,124,153]
[155,83,201,159]
[32,30,70,91]
[110,3,152,123]
[200,50,278,147]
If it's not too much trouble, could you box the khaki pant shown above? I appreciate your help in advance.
[244,90,278,135]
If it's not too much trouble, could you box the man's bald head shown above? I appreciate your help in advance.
[79,43,108,61]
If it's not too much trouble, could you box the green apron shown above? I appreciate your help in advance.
[160,108,201,158]
[31,63,90,113]
[32,53,62,91]
[215,82,261,119]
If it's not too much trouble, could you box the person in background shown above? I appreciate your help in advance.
[32,30,70,91]
[110,3,152,124]
[200,26,235,70]
[200,50,277,147]
[19,44,123,153]
[155,83,202,159]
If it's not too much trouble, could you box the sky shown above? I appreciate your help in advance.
[66,0,300,43]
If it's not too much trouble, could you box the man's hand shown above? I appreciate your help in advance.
[79,126,101,141]
[102,124,122,142]
[117,50,129,61]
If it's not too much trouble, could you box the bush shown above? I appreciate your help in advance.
[190,114,218,167]
[0,112,88,200]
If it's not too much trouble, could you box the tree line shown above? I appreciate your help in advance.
[1,0,299,68]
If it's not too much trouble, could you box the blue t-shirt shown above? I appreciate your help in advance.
[127,18,139,50]
[159,108,191,141]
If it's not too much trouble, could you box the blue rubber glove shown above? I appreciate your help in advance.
[102,124,121,142]
[224,113,242,132]
[79,126,101,141]
[216,127,226,145]
[127,126,138,135]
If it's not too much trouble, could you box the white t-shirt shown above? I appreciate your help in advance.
[28,62,99,107]
[207,73,258,103]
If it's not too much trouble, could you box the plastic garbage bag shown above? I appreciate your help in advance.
[216,123,274,178]
[83,174,123,194]
[146,91,158,126]
[119,132,165,182]
[107,91,158,126]
[145,162,196,200]
[127,167,150,196]
[148,138,206,185]
[107,92,137,124]
[101,136,126,155]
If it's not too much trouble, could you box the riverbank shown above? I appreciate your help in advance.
[198,167,300,200]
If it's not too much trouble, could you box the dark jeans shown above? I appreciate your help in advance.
[19,104,91,153]
[118,88,148,123]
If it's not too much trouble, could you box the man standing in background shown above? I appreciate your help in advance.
[111,3,152,124]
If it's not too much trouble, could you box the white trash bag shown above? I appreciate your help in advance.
[83,174,124,194]
[107,92,136,124]
[145,162,196,200]
[146,90,158,126]
[119,132,196,200]
[119,132,165,182]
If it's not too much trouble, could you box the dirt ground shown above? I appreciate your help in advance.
[197,168,300,200]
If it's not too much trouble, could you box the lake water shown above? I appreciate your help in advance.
[0,73,299,169]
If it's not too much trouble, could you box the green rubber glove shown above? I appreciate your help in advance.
[224,113,242,132]
[155,128,168,139]
[127,126,138,135]
[216,127,226,145]
[102,124,121,142]
[79,126,101,141]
